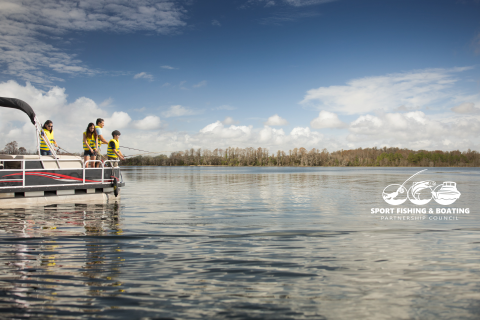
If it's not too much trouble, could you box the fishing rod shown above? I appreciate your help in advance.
[124,151,172,157]
[56,147,121,172]
[120,146,158,153]
[58,146,111,162]
[389,169,428,197]
[120,145,175,157]
[57,146,77,156]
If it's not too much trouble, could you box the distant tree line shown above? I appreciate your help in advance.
[120,147,480,167]
[0,141,27,155]
[2,140,478,167]
[0,141,79,156]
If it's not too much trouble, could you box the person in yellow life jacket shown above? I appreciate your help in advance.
[95,118,109,167]
[107,130,125,167]
[40,120,58,156]
[83,122,98,168]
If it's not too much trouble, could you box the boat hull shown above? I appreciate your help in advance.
[0,167,124,207]
[0,192,120,208]
[0,168,120,187]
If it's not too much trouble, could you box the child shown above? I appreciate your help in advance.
[106,130,125,167]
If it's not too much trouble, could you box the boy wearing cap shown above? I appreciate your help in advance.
[107,130,125,167]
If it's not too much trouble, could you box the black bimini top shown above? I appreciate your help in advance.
[0,97,36,125]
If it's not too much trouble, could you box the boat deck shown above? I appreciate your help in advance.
[0,155,124,200]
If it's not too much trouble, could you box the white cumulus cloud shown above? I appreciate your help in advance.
[194,121,323,152]
[451,102,480,114]
[105,111,132,130]
[301,67,472,115]
[133,115,161,130]
[0,80,143,152]
[264,114,288,126]
[310,110,346,129]
[347,111,480,150]
[222,117,237,125]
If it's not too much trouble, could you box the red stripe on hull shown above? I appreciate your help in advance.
[3,172,102,183]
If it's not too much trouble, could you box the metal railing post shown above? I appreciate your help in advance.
[22,159,25,187]
[101,160,104,184]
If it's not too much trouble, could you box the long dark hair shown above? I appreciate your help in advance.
[85,122,97,140]
[42,120,53,133]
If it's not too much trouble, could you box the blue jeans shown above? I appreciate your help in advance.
[40,150,52,156]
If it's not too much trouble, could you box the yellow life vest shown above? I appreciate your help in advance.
[95,125,102,146]
[107,139,120,158]
[83,132,97,151]
[40,129,55,151]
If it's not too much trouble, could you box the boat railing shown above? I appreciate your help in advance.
[0,158,120,189]
[83,160,120,184]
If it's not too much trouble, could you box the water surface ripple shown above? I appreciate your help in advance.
[0,167,479,319]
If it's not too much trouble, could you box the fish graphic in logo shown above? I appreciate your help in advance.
[407,180,436,205]
[382,170,461,205]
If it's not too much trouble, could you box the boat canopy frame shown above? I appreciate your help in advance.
[0,97,60,167]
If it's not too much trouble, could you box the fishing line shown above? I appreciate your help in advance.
[401,169,427,187]
[124,151,169,157]
[58,146,110,163]
[120,145,175,158]
[120,146,156,153]
[57,147,77,156]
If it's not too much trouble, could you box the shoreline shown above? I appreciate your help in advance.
[120,164,479,168]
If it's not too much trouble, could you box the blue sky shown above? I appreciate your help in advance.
[0,0,479,154]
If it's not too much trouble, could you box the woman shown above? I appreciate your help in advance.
[40,120,58,155]
[83,123,98,168]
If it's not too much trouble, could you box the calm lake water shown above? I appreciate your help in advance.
[0,167,479,319]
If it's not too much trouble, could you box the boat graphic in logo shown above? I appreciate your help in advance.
[382,170,461,205]
[432,181,461,205]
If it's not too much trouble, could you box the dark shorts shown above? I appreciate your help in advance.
[40,150,52,156]
[84,149,96,157]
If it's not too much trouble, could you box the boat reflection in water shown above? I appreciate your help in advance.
[432,181,461,205]
[0,203,127,317]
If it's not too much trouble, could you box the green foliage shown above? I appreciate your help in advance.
[119,147,480,167]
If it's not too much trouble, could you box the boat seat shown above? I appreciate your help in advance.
[36,155,82,169]
[15,155,40,159]
[56,155,83,169]
[0,154,20,169]
[35,156,59,169]
[14,155,42,169]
